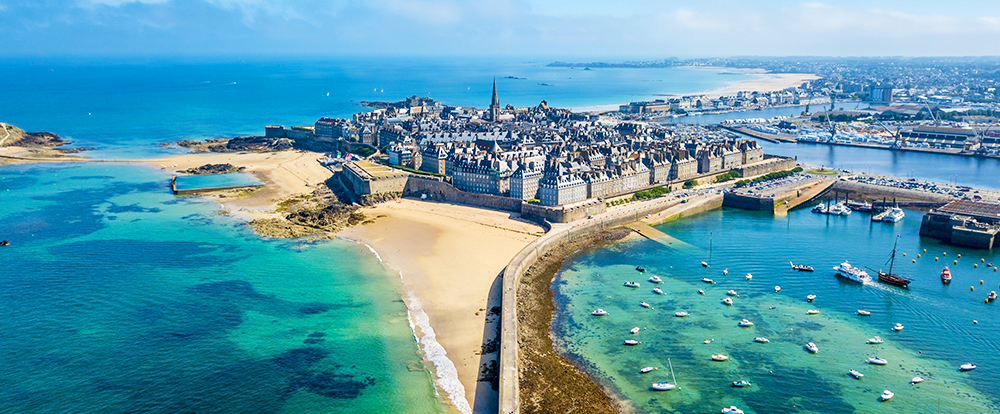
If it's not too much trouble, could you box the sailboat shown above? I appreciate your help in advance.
[870,235,914,288]
[701,232,712,267]
[651,358,679,391]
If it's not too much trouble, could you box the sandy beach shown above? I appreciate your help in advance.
[146,151,333,221]
[695,67,821,96]
[338,199,544,414]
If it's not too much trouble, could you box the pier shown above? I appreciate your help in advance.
[920,200,1000,249]
[723,177,835,215]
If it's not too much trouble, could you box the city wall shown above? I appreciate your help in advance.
[737,155,797,177]
[402,175,524,212]
[521,199,607,223]
[498,194,723,414]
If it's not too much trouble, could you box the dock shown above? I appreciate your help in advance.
[773,179,836,215]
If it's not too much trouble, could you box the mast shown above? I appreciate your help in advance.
[888,235,899,276]
[668,358,678,388]
[709,232,713,267]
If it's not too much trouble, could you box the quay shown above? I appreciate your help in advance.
[722,175,835,215]
[722,125,797,143]
[920,200,1000,249]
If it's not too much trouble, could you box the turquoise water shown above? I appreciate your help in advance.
[554,207,1000,413]
[0,163,442,413]
[174,172,262,190]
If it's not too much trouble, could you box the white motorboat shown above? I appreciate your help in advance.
[701,261,709,267]
[807,294,817,302]
[640,366,657,374]
[833,261,872,283]
[592,309,608,316]
[738,319,754,327]
[774,286,781,293]
[805,342,819,353]
[911,376,924,384]
[829,203,852,215]
[883,207,905,223]
[630,327,640,334]
[726,290,738,296]
[624,281,640,288]
[624,340,640,346]
[867,336,884,344]
[653,287,664,295]
[651,382,677,391]
[731,380,751,388]
[892,323,904,331]
[711,354,729,361]
[857,310,871,316]
[960,363,977,371]
[849,369,864,379]
[675,312,689,317]
[868,356,888,365]
[811,204,827,214]
[806,309,820,315]
[754,337,769,343]
[698,289,705,295]
[745,273,753,281]
[649,275,663,284]
[721,406,744,414]
[880,390,894,401]
[702,278,714,284]
[640,302,652,309]
[723,268,729,276]
[722,297,733,306]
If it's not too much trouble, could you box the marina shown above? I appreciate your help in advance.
[552,205,1000,413]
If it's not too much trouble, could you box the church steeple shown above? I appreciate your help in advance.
[490,78,501,122]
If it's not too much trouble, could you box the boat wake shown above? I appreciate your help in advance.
[354,240,472,414]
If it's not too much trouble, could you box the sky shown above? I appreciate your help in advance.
[3,0,1000,57]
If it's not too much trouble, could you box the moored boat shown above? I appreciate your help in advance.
[592,309,608,316]
[791,261,815,272]
[872,236,913,288]
[911,376,924,384]
[807,294,817,302]
[726,290,738,296]
[988,291,997,302]
[892,323,904,331]
[857,310,871,316]
[731,380,751,388]
[805,342,819,353]
[650,382,676,391]
[640,366,657,374]
[649,275,663,284]
[738,319,754,327]
[774,286,781,293]
[711,354,729,361]
[698,289,705,295]
[754,337,769,343]
[640,302,652,309]
[702,278,714,284]
[868,356,888,365]
[630,327,640,334]
[722,297,733,306]
[624,281,640,288]
[675,312,689,317]
[941,266,952,284]
[745,273,752,281]
[960,363,977,371]
[812,204,827,214]
[636,266,646,273]
[721,406,744,414]
[849,369,864,379]
[883,207,905,223]
[867,336,884,344]
[880,390,894,401]
[653,287,664,295]
[834,261,871,283]
[723,268,729,276]
[701,261,709,267]
[806,309,820,315]
[624,339,640,346]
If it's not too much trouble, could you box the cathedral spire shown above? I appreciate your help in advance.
[490,78,501,122]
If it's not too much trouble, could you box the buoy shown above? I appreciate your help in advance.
[917,254,921,258]
[902,253,907,256]
[923,249,927,253]
[994,267,997,271]
[971,286,975,291]
[912,260,916,263]
[958,253,962,258]
[975,264,978,268]
[943,252,947,256]
[981,280,984,284]
[954,260,958,264]
[935,257,939,261]
[983,258,986,263]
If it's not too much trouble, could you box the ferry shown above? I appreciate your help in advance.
[941,266,952,284]
[791,262,815,272]
[883,207,905,223]
[849,369,864,379]
[833,261,871,283]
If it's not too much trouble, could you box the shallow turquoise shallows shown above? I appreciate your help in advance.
[554,207,1000,413]
[0,163,442,413]
[173,172,262,190]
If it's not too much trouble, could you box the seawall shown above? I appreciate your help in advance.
[498,193,723,413]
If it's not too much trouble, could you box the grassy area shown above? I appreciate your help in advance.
[807,169,839,175]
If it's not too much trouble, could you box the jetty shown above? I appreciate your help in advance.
[724,177,835,215]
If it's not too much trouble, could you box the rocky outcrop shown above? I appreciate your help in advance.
[180,163,245,175]
[285,204,366,233]
[175,136,293,153]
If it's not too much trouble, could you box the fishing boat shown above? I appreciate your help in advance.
[624,340,640,346]
[653,288,664,295]
[941,267,952,284]
[883,207,905,223]
[640,302,652,309]
[726,290,738,296]
[592,309,608,316]
[702,278,714,284]
[636,266,646,273]
[892,323,904,331]
[648,275,662,284]
[857,310,871,316]
[722,297,733,306]
[675,312,689,317]
[870,236,914,288]
[791,262,815,272]
[833,261,871,283]
[731,380,751,388]
[640,366,657,374]
[805,342,819,353]
[774,286,781,293]
[807,309,820,315]
[721,406,744,414]
[867,336,884,344]
[630,327,640,334]
[880,390,894,401]
[911,376,924,384]
[849,369,864,379]
[868,356,888,365]
[807,294,817,302]
[738,319,754,327]
[624,281,640,288]
[960,363,977,371]
[745,273,753,281]
[754,337,769,343]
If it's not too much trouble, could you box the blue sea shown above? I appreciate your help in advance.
[553,207,1000,413]
[3,56,999,413]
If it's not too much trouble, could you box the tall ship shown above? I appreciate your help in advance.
[870,236,913,288]
[941,266,952,284]
[833,261,871,283]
